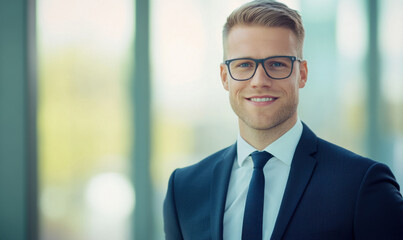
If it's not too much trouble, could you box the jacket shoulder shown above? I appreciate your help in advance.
[316,137,376,166]
[299,123,382,179]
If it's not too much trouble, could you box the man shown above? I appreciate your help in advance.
[163,1,403,239]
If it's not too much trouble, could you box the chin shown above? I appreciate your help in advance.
[243,118,277,131]
[250,122,278,131]
[246,112,296,132]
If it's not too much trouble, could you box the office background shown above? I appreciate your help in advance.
[1,0,402,239]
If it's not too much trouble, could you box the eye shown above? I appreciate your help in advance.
[239,62,252,67]
[269,61,286,68]
[235,60,254,68]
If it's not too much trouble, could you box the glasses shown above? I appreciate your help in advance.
[224,55,302,81]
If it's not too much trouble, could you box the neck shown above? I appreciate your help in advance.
[239,117,298,151]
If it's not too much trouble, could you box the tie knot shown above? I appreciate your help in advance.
[250,151,272,169]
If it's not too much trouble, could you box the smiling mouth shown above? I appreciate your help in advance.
[247,97,277,102]
[249,97,275,102]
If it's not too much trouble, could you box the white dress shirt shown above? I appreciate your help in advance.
[223,120,303,240]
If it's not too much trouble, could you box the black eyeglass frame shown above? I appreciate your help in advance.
[224,55,303,81]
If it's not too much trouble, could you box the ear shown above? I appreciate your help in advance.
[298,60,308,89]
[220,63,229,91]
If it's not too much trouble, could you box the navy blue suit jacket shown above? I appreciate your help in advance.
[163,124,403,239]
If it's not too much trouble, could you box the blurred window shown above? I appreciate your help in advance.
[37,0,135,239]
[379,0,403,183]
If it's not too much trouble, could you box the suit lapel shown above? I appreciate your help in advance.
[271,123,318,240]
[210,143,237,240]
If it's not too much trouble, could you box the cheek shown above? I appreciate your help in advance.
[280,80,299,97]
[228,82,244,97]
[229,87,239,102]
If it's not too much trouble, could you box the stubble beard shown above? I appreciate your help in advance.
[232,97,299,133]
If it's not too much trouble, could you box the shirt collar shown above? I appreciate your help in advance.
[237,119,303,167]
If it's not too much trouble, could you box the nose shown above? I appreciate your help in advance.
[250,63,273,88]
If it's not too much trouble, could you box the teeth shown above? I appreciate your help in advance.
[250,97,274,102]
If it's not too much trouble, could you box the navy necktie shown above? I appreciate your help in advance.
[242,151,273,240]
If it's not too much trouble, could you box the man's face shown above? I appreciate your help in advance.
[220,25,307,135]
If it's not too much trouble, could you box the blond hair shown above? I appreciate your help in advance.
[223,0,305,58]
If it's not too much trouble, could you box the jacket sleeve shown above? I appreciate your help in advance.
[354,162,403,240]
[163,169,184,240]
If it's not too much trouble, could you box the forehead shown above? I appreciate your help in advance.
[225,25,298,59]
